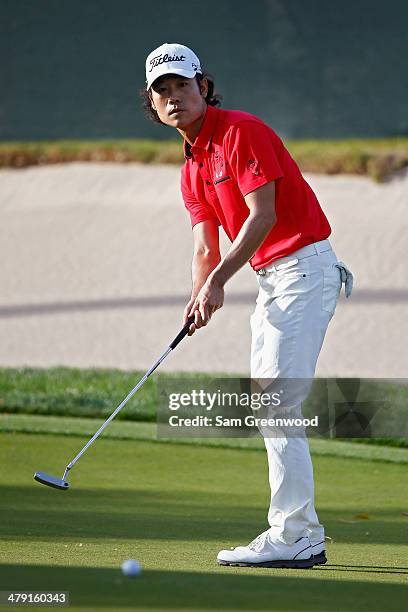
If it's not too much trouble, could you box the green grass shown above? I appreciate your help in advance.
[1,414,408,465]
[0,432,407,610]
[1,137,407,181]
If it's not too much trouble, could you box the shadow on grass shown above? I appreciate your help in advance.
[1,485,262,543]
[0,564,407,611]
[320,564,408,576]
[0,485,407,547]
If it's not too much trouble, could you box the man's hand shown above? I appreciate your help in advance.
[183,276,224,336]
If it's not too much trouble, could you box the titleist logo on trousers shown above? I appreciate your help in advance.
[149,53,186,71]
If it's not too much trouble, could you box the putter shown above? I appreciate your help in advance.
[34,316,195,490]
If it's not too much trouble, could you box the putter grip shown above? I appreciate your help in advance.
[169,316,195,350]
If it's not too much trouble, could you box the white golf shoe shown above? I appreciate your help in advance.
[311,540,327,565]
[217,530,314,569]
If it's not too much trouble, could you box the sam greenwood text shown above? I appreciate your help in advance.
[168,415,319,427]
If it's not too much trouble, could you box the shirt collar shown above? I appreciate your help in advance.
[183,105,219,160]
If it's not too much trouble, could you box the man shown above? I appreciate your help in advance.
[142,42,353,568]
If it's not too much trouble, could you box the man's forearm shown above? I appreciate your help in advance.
[191,251,221,297]
[210,213,275,287]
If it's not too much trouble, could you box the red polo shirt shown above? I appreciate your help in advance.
[181,105,331,270]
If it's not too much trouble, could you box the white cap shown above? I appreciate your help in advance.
[145,43,202,89]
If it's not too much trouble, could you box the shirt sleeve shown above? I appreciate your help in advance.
[180,167,220,228]
[224,121,284,197]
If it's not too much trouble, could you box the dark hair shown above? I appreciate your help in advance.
[139,71,222,124]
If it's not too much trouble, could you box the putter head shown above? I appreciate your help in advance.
[34,471,69,491]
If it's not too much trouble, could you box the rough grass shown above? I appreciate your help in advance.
[0,367,210,423]
[1,137,407,181]
[0,139,184,168]
[287,138,408,182]
[0,432,407,610]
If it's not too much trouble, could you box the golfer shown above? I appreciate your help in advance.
[142,43,353,568]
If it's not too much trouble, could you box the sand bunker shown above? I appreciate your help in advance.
[0,163,407,377]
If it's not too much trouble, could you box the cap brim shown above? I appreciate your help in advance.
[147,67,202,89]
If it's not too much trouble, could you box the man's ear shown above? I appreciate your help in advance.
[200,77,209,99]
[148,90,156,110]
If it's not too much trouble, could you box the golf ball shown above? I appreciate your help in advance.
[121,559,141,577]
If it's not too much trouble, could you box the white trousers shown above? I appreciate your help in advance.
[250,240,351,545]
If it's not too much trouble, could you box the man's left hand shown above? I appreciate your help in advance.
[188,276,224,330]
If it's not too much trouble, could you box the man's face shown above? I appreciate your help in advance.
[149,75,208,129]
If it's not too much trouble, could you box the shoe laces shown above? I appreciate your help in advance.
[248,529,271,553]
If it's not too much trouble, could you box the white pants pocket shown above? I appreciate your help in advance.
[322,264,342,316]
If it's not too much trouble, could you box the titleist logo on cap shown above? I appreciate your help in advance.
[145,43,202,88]
[148,53,186,72]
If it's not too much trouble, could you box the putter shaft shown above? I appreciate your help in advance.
[39,315,196,487]
[64,346,172,474]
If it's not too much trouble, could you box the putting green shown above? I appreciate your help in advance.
[0,432,407,611]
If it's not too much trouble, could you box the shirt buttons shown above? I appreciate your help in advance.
[199,162,204,168]
[206,180,211,186]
